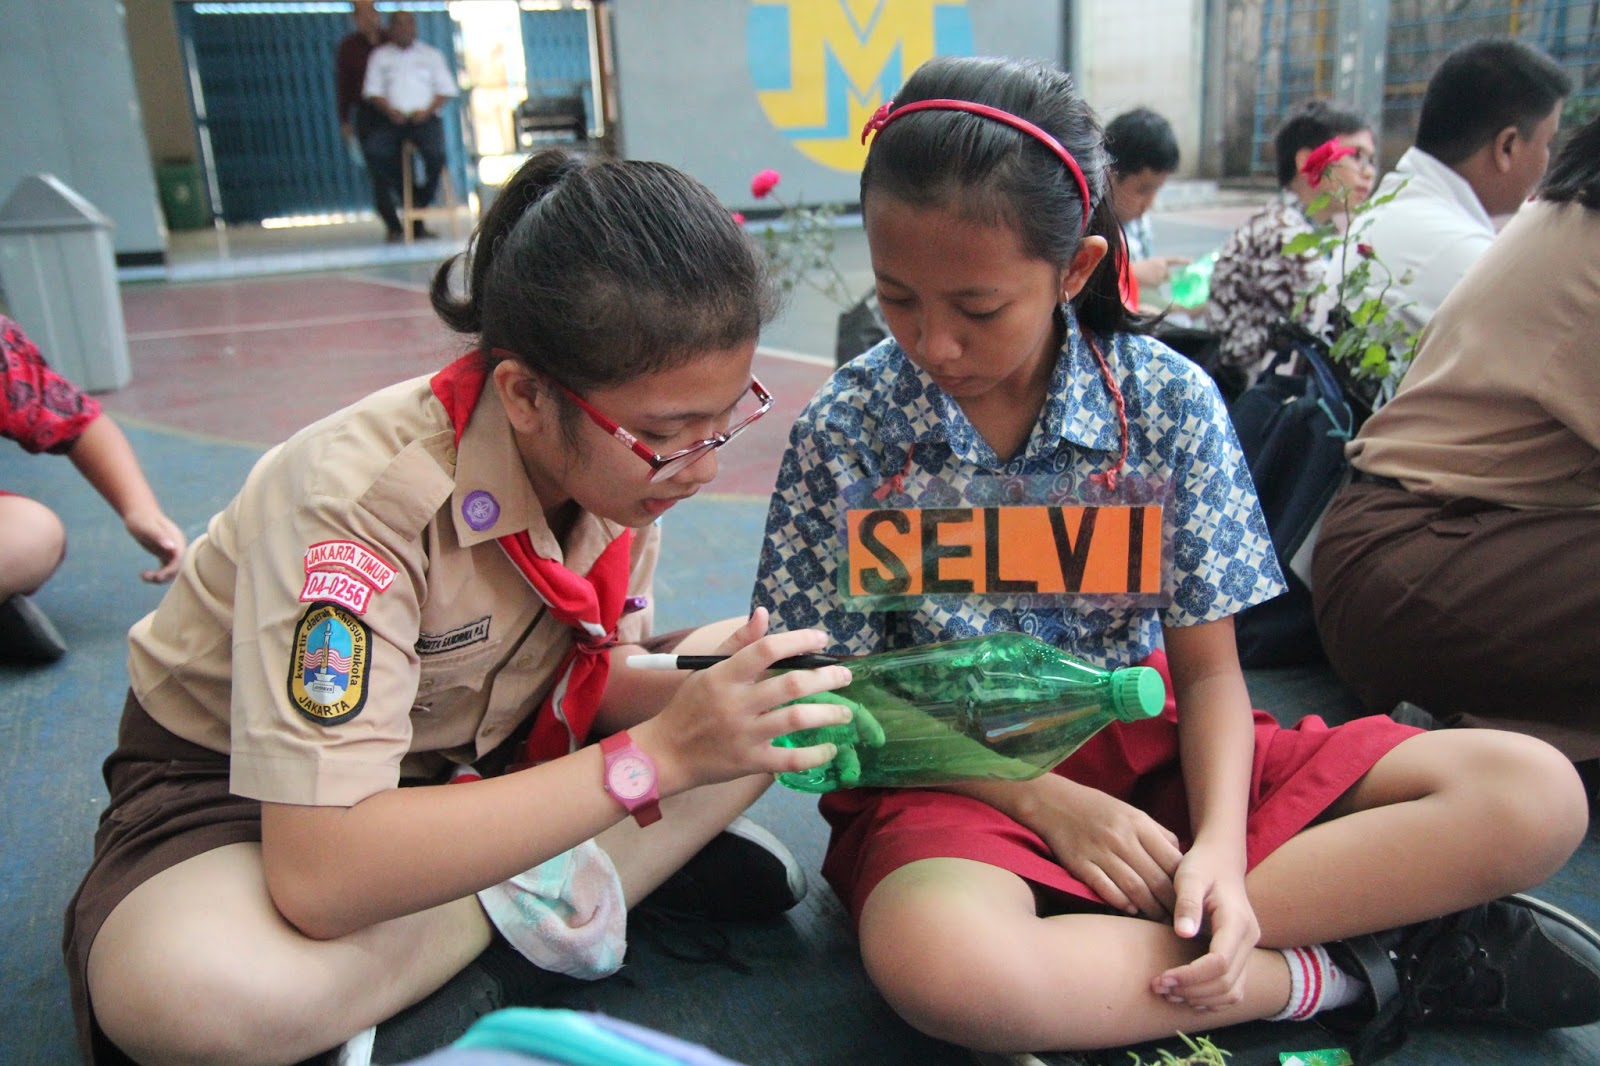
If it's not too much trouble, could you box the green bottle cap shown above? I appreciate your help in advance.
[1110,666,1166,720]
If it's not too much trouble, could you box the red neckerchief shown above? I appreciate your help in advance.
[430,351,632,767]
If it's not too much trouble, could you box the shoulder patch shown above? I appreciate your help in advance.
[304,539,397,590]
[288,603,372,726]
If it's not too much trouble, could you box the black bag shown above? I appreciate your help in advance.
[1227,324,1361,667]
[834,294,889,367]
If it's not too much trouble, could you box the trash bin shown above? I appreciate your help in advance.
[0,174,131,392]
[156,160,212,231]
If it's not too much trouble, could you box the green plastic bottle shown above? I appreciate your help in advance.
[773,632,1166,793]
[1167,248,1217,309]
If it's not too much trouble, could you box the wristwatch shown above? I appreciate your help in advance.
[600,731,661,826]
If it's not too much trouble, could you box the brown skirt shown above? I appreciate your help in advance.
[1313,481,1600,761]
[63,692,262,1065]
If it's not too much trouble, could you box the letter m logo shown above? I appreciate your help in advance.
[748,0,973,172]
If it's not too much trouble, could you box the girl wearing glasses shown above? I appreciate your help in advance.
[64,150,854,1066]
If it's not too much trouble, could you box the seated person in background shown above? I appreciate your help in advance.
[1105,107,1184,310]
[1313,111,1600,767]
[362,9,458,241]
[1209,100,1375,382]
[0,315,185,664]
[1351,38,1569,330]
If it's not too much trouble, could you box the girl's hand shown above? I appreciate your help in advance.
[1152,844,1259,1010]
[123,507,187,583]
[641,625,853,792]
[710,605,773,656]
[1028,776,1183,919]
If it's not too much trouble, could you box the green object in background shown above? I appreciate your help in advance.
[1168,248,1218,309]
[155,161,211,231]
[773,632,1166,793]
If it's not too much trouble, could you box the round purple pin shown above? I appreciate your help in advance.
[462,490,500,531]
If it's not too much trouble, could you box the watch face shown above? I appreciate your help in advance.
[607,754,655,801]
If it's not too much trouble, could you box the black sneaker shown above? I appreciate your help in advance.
[637,815,807,922]
[0,593,67,664]
[1326,893,1600,1061]
[366,933,573,1064]
[1389,701,1445,731]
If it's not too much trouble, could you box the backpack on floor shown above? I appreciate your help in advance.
[1228,324,1360,668]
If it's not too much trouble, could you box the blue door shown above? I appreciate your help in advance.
[176,1,470,224]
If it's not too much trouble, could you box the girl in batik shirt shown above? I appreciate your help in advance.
[753,55,1599,1063]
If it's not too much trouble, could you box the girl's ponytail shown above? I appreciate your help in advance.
[430,150,578,336]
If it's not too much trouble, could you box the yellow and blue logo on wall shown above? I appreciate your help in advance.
[748,0,974,172]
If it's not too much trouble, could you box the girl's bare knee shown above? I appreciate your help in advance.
[1428,731,1590,893]
[0,496,66,596]
[858,870,1046,1050]
[93,949,329,1065]
[862,923,1008,1045]
[1487,734,1589,880]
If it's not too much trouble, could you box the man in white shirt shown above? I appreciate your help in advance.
[1355,39,1569,329]
[362,10,458,240]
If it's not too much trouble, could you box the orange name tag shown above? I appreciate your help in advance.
[845,505,1163,597]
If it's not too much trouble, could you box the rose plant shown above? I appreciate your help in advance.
[746,168,863,310]
[1282,139,1419,410]
[744,168,886,365]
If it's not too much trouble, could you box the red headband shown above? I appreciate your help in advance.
[861,99,1094,234]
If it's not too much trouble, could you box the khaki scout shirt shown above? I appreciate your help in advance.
[127,372,659,807]
[1348,201,1600,510]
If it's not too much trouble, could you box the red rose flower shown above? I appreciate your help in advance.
[730,211,746,226]
[1357,242,1375,259]
[1301,139,1357,189]
[750,169,781,199]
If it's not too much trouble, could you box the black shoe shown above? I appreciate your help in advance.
[1326,893,1600,1061]
[638,815,807,922]
[410,221,437,240]
[0,593,67,664]
[367,933,573,1064]
[1388,701,1445,730]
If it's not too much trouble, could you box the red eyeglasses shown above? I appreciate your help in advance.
[561,377,772,482]
[488,350,773,482]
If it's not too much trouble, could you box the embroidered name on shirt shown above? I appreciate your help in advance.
[303,540,397,591]
[846,505,1163,597]
[416,616,492,655]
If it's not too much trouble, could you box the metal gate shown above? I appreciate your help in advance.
[520,5,597,134]
[1249,0,1598,176]
[176,1,470,225]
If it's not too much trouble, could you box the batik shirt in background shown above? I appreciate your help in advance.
[1,315,101,455]
[752,319,1286,668]
[1209,191,1327,377]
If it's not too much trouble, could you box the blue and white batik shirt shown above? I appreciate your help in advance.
[751,316,1286,670]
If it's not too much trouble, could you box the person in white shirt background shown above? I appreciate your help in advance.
[1354,38,1569,329]
[361,9,459,241]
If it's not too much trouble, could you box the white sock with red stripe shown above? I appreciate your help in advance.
[1268,943,1364,1021]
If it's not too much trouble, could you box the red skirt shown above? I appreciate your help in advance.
[819,650,1420,925]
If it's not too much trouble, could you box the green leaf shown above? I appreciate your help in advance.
[1282,232,1322,256]
[1363,342,1388,371]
